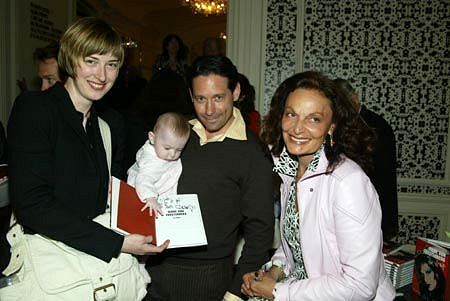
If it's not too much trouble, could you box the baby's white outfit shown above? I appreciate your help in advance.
[127,141,182,201]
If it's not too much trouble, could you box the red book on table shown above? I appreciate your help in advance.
[0,164,7,179]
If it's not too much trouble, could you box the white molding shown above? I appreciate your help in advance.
[399,193,450,242]
[295,0,305,73]
[226,0,267,113]
[398,178,450,186]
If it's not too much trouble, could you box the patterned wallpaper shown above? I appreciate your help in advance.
[395,214,441,245]
[264,0,450,194]
[263,0,298,114]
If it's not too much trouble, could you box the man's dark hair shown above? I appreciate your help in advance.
[33,40,66,81]
[188,55,238,92]
[33,40,59,62]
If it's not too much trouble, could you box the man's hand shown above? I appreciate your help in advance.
[241,269,277,300]
[121,234,169,255]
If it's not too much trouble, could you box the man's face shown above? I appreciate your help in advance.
[38,58,60,91]
[191,74,240,139]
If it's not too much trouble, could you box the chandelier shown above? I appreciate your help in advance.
[180,0,227,16]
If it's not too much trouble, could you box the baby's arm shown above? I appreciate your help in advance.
[141,197,164,217]
[129,144,167,216]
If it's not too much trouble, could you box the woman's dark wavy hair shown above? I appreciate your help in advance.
[161,34,188,62]
[261,71,375,174]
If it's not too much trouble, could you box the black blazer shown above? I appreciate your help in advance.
[6,83,123,262]
[361,106,398,240]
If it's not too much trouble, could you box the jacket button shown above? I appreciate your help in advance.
[309,188,313,192]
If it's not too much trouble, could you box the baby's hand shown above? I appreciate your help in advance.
[141,197,163,217]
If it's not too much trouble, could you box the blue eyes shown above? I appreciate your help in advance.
[107,63,119,69]
[84,58,119,69]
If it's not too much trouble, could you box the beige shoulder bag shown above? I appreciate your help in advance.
[0,117,150,301]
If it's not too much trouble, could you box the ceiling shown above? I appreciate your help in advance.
[83,0,227,30]
[79,0,227,75]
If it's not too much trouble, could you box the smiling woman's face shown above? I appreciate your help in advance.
[281,88,335,165]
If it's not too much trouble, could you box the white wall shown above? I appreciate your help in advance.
[226,0,267,114]
[0,0,75,127]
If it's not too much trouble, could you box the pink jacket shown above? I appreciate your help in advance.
[271,149,395,300]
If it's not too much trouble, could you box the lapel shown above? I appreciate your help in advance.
[48,84,96,162]
[273,147,330,185]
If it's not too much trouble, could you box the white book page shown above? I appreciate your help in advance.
[421,237,450,252]
[156,194,207,249]
[110,177,129,235]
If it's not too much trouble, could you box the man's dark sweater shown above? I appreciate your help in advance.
[165,128,275,296]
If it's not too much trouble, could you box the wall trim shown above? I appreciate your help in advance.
[399,193,450,241]
[295,0,305,73]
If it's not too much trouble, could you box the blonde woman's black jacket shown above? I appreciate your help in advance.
[6,83,124,262]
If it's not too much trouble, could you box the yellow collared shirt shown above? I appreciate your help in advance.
[189,107,247,145]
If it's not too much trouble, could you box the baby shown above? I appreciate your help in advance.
[127,112,190,216]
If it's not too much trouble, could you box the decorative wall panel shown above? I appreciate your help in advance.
[263,0,298,114]
[301,0,449,187]
[395,214,441,245]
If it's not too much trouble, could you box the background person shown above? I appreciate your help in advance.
[202,36,225,56]
[242,71,395,300]
[334,78,399,241]
[235,73,261,136]
[152,33,189,78]
[147,55,274,301]
[17,40,66,92]
[2,17,168,299]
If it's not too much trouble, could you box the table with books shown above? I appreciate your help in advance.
[386,237,450,301]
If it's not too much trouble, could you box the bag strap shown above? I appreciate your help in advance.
[98,117,112,176]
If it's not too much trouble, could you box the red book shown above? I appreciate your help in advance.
[110,177,207,249]
[112,178,155,237]
[0,164,7,179]
[412,237,450,300]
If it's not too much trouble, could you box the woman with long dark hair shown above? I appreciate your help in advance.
[152,33,189,78]
[241,71,395,300]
